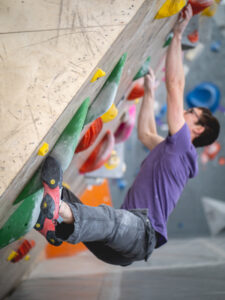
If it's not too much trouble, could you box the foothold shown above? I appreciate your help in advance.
[38,142,49,156]
[117,178,127,190]
[204,142,221,160]
[163,32,174,48]
[187,30,199,43]
[10,239,35,263]
[101,103,118,123]
[75,118,103,153]
[188,0,214,15]
[7,251,18,262]
[14,97,90,206]
[133,56,151,81]
[62,182,71,190]
[155,104,167,123]
[24,255,30,261]
[186,82,220,113]
[79,131,115,174]
[210,41,221,52]
[135,98,140,104]
[218,157,225,166]
[201,2,217,17]
[35,223,41,229]
[127,83,145,100]
[104,150,120,170]
[114,105,136,144]
[85,53,127,125]
[90,68,106,82]
[155,0,186,19]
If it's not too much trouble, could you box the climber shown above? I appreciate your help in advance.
[35,4,220,266]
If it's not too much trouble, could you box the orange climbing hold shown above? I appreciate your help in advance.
[75,117,103,153]
[188,0,214,15]
[188,30,199,43]
[79,130,115,174]
[127,83,145,100]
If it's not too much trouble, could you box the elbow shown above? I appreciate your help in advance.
[166,77,184,93]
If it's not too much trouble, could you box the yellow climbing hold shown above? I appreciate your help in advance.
[91,68,106,82]
[104,150,120,170]
[62,182,71,190]
[43,202,47,208]
[201,2,217,17]
[135,98,140,104]
[7,251,18,261]
[101,103,118,123]
[155,0,186,19]
[38,142,49,156]
[35,223,41,228]
[24,255,30,261]
[50,238,55,244]
[50,179,55,185]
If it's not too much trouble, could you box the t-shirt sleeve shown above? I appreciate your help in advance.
[165,123,192,153]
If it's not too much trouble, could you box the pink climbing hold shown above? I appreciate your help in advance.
[114,105,136,144]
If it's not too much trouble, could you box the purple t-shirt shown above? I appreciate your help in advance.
[121,123,198,247]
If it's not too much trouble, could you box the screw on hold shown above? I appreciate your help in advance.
[38,142,49,156]
[50,179,55,185]
[90,68,106,82]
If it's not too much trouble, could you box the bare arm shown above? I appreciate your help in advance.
[137,69,164,151]
[165,4,193,135]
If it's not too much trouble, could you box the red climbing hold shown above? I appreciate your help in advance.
[79,130,115,174]
[218,157,225,166]
[188,30,199,43]
[188,0,214,15]
[11,239,35,263]
[75,117,103,153]
[127,83,145,101]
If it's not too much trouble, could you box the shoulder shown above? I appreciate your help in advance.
[165,123,194,153]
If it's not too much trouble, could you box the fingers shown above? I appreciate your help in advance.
[183,3,193,21]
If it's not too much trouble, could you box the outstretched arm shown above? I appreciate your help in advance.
[137,69,164,151]
[165,4,193,135]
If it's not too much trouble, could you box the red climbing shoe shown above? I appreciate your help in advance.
[34,211,62,246]
[40,156,63,221]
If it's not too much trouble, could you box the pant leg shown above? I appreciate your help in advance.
[56,187,156,266]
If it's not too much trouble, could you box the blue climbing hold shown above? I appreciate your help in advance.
[117,179,127,190]
[186,82,220,113]
[210,41,221,53]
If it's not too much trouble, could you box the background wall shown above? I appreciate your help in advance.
[110,9,225,239]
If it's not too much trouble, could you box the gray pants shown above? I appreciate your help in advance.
[56,188,157,266]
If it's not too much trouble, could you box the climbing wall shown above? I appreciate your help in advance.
[0,0,180,298]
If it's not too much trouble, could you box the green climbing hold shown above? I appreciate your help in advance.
[0,188,43,248]
[14,97,90,205]
[84,53,127,125]
[133,56,151,81]
[163,32,174,48]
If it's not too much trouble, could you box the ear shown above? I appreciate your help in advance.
[193,125,205,136]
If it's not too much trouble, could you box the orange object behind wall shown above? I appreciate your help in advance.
[45,179,112,259]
